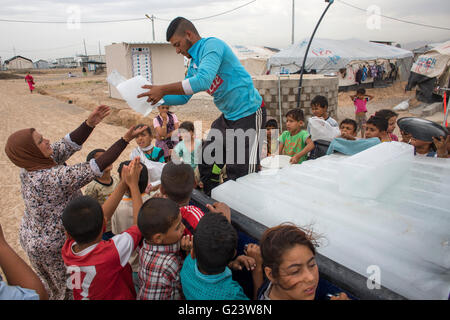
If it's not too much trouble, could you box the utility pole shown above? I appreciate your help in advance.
[83,39,87,56]
[291,0,295,45]
[13,46,16,57]
[98,41,101,56]
[145,14,156,42]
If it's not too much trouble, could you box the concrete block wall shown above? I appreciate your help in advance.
[253,74,339,130]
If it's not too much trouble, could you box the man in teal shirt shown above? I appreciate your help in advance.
[138,17,266,195]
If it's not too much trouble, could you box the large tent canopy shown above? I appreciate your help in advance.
[231,45,278,76]
[268,38,414,84]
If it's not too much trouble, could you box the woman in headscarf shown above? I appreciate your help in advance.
[4,105,147,300]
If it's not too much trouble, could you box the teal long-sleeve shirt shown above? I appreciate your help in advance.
[163,37,262,121]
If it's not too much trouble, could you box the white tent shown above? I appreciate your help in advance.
[231,45,278,76]
[268,38,414,86]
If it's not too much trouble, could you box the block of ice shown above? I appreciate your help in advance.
[107,70,164,117]
[211,152,450,299]
[338,142,414,199]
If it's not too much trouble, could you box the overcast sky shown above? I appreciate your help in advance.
[0,0,449,61]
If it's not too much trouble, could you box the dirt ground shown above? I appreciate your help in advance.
[0,69,446,275]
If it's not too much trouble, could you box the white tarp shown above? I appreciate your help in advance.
[231,45,277,76]
[410,41,450,79]
[268,38,413,76]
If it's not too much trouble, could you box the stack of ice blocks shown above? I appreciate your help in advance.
[211,142,450,300]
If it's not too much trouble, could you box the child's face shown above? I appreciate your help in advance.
[286,116,303,134]
[267,244,319,300]
[387,116,397,134]
[158,105,170,115]
[136,131,152,149]
[400,130,412,143]
[266,126,277,138]
[311,104,327,118]
[365,123,383,139]
[340,123,357,137]
[161,213,185,245]
[179,129,193,141]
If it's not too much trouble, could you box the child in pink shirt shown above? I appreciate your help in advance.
[350,88,374,138]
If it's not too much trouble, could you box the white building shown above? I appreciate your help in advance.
[4,56,34,70]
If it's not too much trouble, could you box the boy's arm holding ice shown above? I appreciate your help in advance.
[290,137,315,164]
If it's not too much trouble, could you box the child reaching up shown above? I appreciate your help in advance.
[279,109,314,164]
[84,148,120,240]
[180,212,257,300]
[61,158,144,300]
[350,88,374,138]
[137,197,191,300]
[153,105,180,161]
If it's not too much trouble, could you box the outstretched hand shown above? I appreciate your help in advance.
[206,202,231,222]
[432,135,449,158]
[86,105,111,127]
[123,125,149,143]
[180,235,193,252]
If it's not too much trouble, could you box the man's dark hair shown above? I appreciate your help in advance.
[265,119,278,129]
[161,161,194,203]
[285,108,305,122]
[340,118,357,133]
[166,17,199,42]
[356,87,366,95]
[179,121,195,133]
[366,115,388,132]
[137,197,180,240]
[311,95,328,108]
[86,148,105,162]
[117,160,148,194]
[193,213,238,274]
[62,196,104,244]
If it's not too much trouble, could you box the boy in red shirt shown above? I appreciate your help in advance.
[61,158,143,300]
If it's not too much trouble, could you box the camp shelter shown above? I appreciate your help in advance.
[406,41,450,103]
[105,42,185,100]
[231,45,278,76]
[267,38,414,88]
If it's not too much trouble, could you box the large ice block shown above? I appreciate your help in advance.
[211,153,450,300]
[338,141,414,199]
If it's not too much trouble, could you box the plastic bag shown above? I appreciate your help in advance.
[107,70,164,117]
[308,117,341,142]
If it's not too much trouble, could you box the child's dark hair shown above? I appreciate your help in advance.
[311,95,328,108]
[265,119,278,129]
[137,198,180,240]
[161,161,194,203]
[179,121,195,133]
[86,148,105,162]
[62,196,104,244]
[135,123,152,136]
[375,109,398,120]
[340,118,357,133]
[356,87,366,95]
[193,213,238,274]
[117,160,148,194]
[285,108,305,122]
[366,115,388,132]
[260,223,318,279]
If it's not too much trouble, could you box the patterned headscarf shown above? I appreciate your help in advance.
[5,128,56,171]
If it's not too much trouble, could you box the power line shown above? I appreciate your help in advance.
[0,0,257,24]
[336,0,450,31]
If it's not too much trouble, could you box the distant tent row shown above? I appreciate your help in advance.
[406,41,450,103]
[230,45,279,76]
[267,38,414,88]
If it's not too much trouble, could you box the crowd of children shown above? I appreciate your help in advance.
[1,89,448,301]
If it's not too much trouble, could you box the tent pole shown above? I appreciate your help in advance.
[296,0,334,109]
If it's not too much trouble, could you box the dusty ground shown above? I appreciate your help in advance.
[0,69,446,276]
